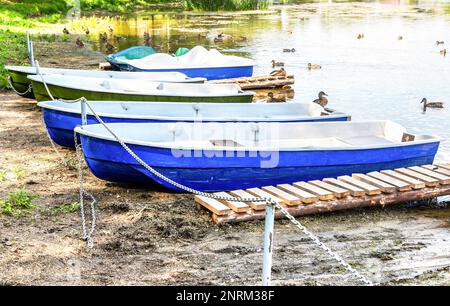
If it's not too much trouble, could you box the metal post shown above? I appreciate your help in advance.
[81,99,87,126]
[262,201,275,286]
[30,41,35,67]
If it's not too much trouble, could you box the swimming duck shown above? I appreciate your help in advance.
[283,48,296,53]
[436,41,445,45]
[421,98,444,112]
[440,49,447,56]
[63,27,70,35]
[398,35,403,40]
[266,92,287,103]
[307,63,321,70]
[357,33,364,40]
[75,38,85,48]
[270,68,286,77]
[271,60,284,67]
[313,91,328,107]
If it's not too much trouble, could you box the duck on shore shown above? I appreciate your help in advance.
[75,38,85,48]
[99,32,108,43]
[271,60,284,67]
[357,33,364,40]
[270,68,286,77]
[313,91,328,107]
[83,26,90,35]
[421,98,444,112]
[63,27,70,35]
[307,63,321,70]
[440,49,447,56]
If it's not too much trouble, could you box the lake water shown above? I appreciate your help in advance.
[87,0,450,161]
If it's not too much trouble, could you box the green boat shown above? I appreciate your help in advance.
[5,65,206,99]
[27,75,254,103]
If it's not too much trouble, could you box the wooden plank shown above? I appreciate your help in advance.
[422,164,450,176]
[214,192,250,213]
[436,163,450,171]
[409,166,450,184]
[380,170,426,190]
[394,168,439,187]
[262,186,302,206]
[293,182,334,201]
[366,172,411,191]
[323,178,365,197]
[277,184,318,204]
[246,188,285,206]
[195,195,232,216]
[338,175,381,195]
[308,180,350,198]
[352,173,396,193]
[229,190,266,211]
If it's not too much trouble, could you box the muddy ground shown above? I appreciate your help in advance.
[0,40,450,286]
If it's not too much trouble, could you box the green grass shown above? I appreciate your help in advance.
[51,202,80,214]
[13,166,26,180]
[0,188,38,215]
[0,29,28,89]
[0,171,7,182]
[184,0,271,11]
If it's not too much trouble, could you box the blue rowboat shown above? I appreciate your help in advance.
[74,121,440,192]
[38,101,350,148]
[106,46,256,80]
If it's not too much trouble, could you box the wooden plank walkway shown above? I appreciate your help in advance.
[194,163,450,224]
[208,74,295,90]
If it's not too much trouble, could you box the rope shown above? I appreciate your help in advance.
[35,59,373,285]
[6,76,32,96]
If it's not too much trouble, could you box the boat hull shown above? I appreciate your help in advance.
[79,135,440,192]
[8,70,35,99]
[30,80,253,103]
[110,64,254,80]
[43,108,350,148]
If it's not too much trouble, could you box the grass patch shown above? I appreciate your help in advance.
[0,171,6,182]
[0,29,29,89]
[51,202,80,214]
[0,188,38,215]
[13,166,26,180]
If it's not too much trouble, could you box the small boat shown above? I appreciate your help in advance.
[38,100,351,148]
[27,75,254,103]
[75,121,440,191]
[6,65,206,99]
[106,46,256,80]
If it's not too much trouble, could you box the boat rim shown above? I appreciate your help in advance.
[27,75,255,98]
[74,121,441,152]
[37,100,350,122]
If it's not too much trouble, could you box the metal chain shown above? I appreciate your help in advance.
[74,132,97,248]
[35,59,372,285]
[6,76,32,96]
[274,203,373,286]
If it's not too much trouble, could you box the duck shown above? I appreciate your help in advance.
[63,27,70,35]
[357,33,364,40]
[313,91,328,107]
[105,42,116,53]
[307,63,321,69]
[238,36,248,42]
[421,98,444,112]
[84,27,90,35]
[398,35,403,40]
[108,26,114,36]
[283,48,296,53]
[198,33,207,39]
[99,32,108,43]
[271,60,284,67]
[75,38,85,48]
[114,35,126,42]
[270,68,286,77]
[440,49,447,56]
[436,41,445,45]
[214,36,223,43]
[266,92,287,103]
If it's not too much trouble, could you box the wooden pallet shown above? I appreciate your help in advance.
[208,74,295,90]
[194,163,450,224]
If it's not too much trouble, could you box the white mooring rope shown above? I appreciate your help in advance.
[35,60,373,286]
[6,76,32,96]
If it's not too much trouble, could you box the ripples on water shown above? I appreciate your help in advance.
[85,1,450,161]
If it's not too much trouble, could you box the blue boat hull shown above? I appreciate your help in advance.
[43,109,350,148]
[78,135,439,192]
[108,63,254,80]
